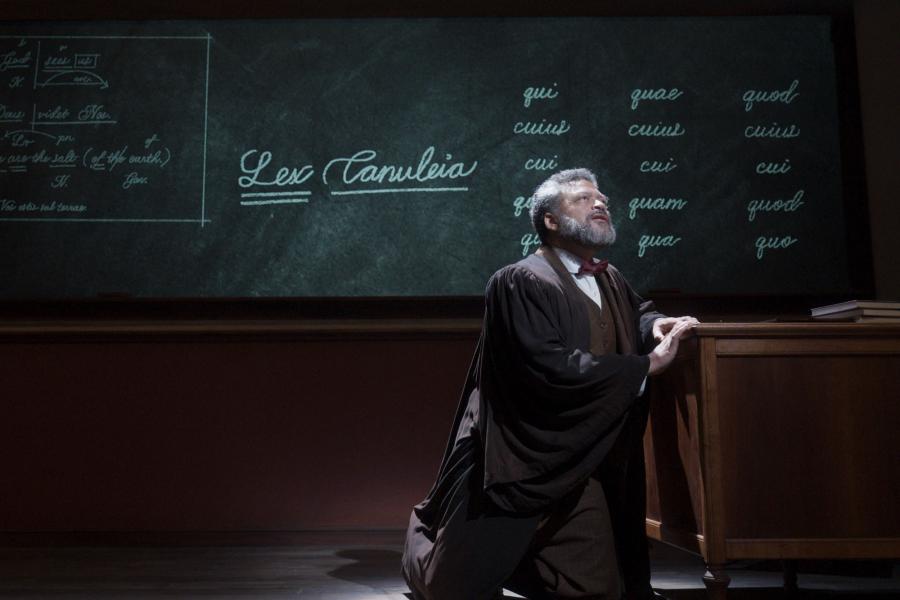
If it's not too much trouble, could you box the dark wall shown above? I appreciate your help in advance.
[1,330,478,531]
[854,0,900,300]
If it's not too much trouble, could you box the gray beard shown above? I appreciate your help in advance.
[558,214,617,249]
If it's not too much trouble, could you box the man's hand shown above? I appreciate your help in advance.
[647,318,696,376]
[652,316,700,342]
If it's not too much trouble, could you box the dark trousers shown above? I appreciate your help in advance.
[506,476,621,600]
[507,401,652,600]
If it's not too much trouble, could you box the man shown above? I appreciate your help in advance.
[403,168,697,600]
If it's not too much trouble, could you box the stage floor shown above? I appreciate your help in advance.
[0,532,897,599]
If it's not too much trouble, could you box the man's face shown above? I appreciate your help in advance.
[547,179,616,249]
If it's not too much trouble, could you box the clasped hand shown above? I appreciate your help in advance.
[647,316,699,376]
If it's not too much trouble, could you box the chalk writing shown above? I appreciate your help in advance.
[122,171,148,189]
[520,233,541,256]
[524,155,558,171]
[513,195,533,217]
[755,235,798,259]
[746,189,805,222]
[628,197,688,220]
[523,83,559,108]
[755,158,791,175]
[638,234,681,258]
[0,34,209,224]
[513,119,571,136]
[627,122,685,137]
[639,158,677,173]
[742,79,799,112]
[630,87,683,110]
[744,123,800,139]
[0,104,25,121]
[322,146,477,186]
[0,50,31,71]
[239,149,314,188]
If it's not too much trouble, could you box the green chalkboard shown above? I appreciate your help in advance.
[0,17,853,298]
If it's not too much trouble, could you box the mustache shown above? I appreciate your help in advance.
[590,209,611,219]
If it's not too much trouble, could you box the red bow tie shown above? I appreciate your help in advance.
[577,259,609,276]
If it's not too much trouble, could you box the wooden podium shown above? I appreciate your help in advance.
[644,322,900,598]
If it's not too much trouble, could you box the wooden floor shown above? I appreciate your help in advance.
[0,533,897,599]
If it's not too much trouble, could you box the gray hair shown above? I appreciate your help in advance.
[529,168,598,244]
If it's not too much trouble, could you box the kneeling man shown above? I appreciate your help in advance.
[403,168,697,600]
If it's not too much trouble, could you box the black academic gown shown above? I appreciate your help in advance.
[402,247,663,600]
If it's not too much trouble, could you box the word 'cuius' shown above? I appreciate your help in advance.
[323,146,477,185]
[627,121,685,137]
[743,122,800,139]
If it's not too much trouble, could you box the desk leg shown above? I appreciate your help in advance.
[703,564,731,600]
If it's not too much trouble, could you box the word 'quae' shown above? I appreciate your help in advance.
[742,79,799,112]
[630,87,683,110]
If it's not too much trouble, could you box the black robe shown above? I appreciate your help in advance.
[402,247,663,600]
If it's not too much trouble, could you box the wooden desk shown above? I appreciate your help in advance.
[645,322,900,598]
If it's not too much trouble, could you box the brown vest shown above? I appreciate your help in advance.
[537,245,635,358]
[579,283,618,356]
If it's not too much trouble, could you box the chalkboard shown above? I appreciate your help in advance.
[0,17,853,298]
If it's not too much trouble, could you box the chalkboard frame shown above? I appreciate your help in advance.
[0,0,875,316]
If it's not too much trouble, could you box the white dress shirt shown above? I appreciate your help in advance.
[555,248,603,309]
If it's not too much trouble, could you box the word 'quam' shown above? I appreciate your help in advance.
[628,197,688,220]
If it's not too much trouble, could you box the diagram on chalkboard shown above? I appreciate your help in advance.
[0,34,211,226]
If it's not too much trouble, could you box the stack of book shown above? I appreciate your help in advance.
[811,300,900,322]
